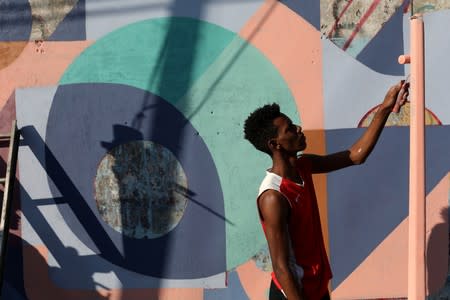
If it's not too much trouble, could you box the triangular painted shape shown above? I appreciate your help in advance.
[49,0,86,41]
[356,3,406,76]
[332,176,449,299]
[279,0,320,30]
[327,126,450,288]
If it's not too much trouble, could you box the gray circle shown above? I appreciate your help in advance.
[94,140,188,239]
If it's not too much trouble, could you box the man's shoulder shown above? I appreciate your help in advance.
[297,153,313,164]
[259,188,284,201]
[296,154,313,172]
[258,189,290,212]
[258,171,282,197]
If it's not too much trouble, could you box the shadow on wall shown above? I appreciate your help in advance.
[11,126,123,298]
[127,0,203,285]
[427,206,449,296]
[2,184,109,300]
[1,0,281,298]
[0,155,27,298]
[0,145,6,197]
[0,152,114,299]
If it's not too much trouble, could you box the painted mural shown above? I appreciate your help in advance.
[0,0,449,299]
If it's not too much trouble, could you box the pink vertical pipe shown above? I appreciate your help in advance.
[408,14,426,300]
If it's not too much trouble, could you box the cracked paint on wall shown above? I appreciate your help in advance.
[95,140,188,239]
[358,102,442,127]
[321,0,405,55]
[320,0,450,56]
[30,0,79,40]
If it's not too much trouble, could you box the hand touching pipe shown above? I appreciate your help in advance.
[380,80,410,113]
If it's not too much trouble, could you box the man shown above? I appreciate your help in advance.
[243,81,409,300]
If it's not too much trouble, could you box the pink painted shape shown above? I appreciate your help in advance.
[239,3,330,264]
[331,175,449,299]
[236,259,272,300]
[238,0,324,130]
[0,89,16,133]
[0,92,16,176]
[0,41,92,111]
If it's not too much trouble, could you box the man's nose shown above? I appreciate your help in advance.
[296,125,302,133]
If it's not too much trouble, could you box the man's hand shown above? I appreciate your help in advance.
[306,80,412,173]
[380,80,410,112]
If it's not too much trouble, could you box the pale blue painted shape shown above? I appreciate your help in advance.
[85,0,264,39]
[321,38,403,130]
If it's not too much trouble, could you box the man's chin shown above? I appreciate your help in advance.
[299,143,307,151]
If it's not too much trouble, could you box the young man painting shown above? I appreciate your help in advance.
[243,81,409,300]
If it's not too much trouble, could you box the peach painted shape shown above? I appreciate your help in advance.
[24,245,204,300]
[303,130,330,260]
[238,0,324,131]
[408,15,426,300]
[331,175,449,299]
[0,41,92,111]
[239,2,330,274]
[236,259,271,300]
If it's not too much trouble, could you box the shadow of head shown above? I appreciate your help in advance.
[101,124,143,150]
[427,206,449,295]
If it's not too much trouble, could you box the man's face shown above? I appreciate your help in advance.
[272,114,306,154]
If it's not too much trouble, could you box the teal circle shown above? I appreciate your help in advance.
[60,17,300,270]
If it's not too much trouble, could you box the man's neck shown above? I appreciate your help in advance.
[270,152,299,179]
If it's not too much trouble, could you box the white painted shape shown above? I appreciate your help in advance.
[15,87,56,137]
[86,0,264,39]
[17,147,62,199]
[16,87,63,245]
[19,214,44,245]
[42,204,100,256]
[403,11,450,124]
[322,39,403,130]
[402,14,412,80]
[423,11,450,124]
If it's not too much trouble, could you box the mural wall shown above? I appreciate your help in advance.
[0,0,449,299]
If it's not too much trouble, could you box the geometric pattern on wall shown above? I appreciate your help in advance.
[8,15,299,299]
[327,126,450,296]
[2,0,450,299]
[58,17,299,271]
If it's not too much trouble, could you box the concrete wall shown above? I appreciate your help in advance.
[0,1,449,299]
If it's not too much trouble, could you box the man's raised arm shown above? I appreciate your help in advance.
[304,81,409,174]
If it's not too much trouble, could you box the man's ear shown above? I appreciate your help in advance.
[268,139,278,151]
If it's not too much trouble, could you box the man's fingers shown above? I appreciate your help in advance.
[397,87,406,99]
[399,89,409,101]
[389,80,410,113]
